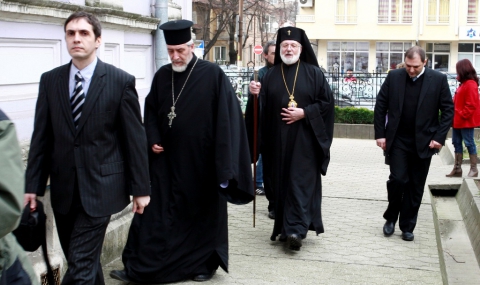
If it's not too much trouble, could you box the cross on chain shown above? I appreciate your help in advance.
[167,106,176,128]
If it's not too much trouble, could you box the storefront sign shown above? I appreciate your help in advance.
[459,26,480,40]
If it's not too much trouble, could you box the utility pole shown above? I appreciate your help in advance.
[155,0,169,70]
[238,0,243,64]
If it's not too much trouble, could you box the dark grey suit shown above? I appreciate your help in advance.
[26,59,150,284]
[374,67,453,233]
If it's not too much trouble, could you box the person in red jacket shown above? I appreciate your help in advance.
[446,59,480,177]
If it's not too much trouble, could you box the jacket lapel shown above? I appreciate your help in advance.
[76,60,106,135]
[397,70,407,115]
[58,62,76,135]
[417,68,432,111]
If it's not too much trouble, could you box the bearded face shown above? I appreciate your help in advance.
[280,40,302,65]
[167,43,194,72]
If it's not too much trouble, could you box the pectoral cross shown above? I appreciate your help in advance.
[167,106,176,128]
[287,30,291,35]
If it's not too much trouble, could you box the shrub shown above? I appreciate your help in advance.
[334,106,374,124]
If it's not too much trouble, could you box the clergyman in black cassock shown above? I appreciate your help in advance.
[113,20,254,283]
[259,27,335,250]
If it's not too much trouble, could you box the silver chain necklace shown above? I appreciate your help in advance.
[167,57,199,128]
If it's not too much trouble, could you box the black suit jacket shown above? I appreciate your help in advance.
[374,68,454,158]
[26,59,150,217]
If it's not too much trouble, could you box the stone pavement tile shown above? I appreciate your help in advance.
[104,138,445,284]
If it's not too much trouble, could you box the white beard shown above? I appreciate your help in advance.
[280,53,300,65]
[172,64,188,72]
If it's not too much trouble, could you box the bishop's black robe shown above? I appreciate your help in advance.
[259,60,334,241]
[121,54,254,283]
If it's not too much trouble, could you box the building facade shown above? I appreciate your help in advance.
[297,0,480,74]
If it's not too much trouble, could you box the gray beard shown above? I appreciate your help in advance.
[280,53,300,65]
[172,64,188,72]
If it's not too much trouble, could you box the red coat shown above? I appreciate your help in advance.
[453,79,480,128]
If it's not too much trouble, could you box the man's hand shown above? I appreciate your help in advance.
[429,140,442,150]
[376,138,386,150]
[249,81,261,96]
[281,107,305,124]
[152,144,164,154]
[132,196,150,214]
[24,193,37,212]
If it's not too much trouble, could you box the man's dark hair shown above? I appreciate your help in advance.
[347,68,353,72]
[404,46,425,62]
[64,11,102,39]
[263,40,276,55]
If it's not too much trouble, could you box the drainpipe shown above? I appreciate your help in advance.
[155,0,169,70]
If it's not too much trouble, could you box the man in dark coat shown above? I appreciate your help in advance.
[245,40,276,219]
[110,20,254,283]
[24,12,151,284]
[374,46,453,241]
[255,27,334,251]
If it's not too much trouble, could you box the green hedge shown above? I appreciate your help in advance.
[334,106,374,124]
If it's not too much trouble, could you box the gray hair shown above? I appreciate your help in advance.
[263,40,276,55]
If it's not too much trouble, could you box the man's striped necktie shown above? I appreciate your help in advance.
[71,72,85,128]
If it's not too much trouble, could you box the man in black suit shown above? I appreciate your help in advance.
[374,46,453,241]
[24,12,150,284]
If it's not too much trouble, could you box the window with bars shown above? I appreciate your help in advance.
[327,41,369,73]
[375,42,412,72]
[468,0,478,24]
[214,46,226,62]
[336,0,357,23]
[378,0,412,23]
[427,0,450,23]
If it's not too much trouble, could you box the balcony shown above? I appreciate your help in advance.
[335,15,357,24]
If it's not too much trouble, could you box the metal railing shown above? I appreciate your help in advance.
[223,68,462,112]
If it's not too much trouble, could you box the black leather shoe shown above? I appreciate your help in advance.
[288,234,302,251]
[192,270,216,282]
[402,232,414,241]
[383,221,395,236]
[110,269,133,282]
[278,235,287,242]
[268,210,275,219]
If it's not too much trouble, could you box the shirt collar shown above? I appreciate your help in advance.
[70,57,98,82]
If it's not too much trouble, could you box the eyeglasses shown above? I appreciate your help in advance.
[281,43,301,50]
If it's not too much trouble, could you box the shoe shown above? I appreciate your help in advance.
[256,188,265,195]
[192,270,216,282]
[110,270,133,282]
[383,221,395,236]
[268,210,275,219]
[278,235,287,242]
[288,234,302,251]
[402,232,414,241]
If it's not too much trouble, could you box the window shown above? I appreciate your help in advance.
[468,0,478,23]
[426,43,450,71]
[214,46,226,63]
[327,41,369,73]
[375,42,411,72]
[458,43,480,70]
[378,0,412,23]
[336,0,357,23]
[264,16,277,33]
[427,0,449,23]
[216,14,223,30]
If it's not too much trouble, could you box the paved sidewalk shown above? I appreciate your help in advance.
[105,138,463,285]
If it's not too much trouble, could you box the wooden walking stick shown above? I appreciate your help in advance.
[253,70,259,227]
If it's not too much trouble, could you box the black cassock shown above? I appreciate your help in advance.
[259,60,334,240]
[122,54,253,283]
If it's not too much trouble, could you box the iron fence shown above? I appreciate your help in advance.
[223,69,462,112]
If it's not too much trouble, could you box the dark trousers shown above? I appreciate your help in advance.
[384,145,432,233]
[54,181,110,285]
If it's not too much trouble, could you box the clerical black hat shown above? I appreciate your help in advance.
[274,26,319,67]
[159,19,193,45]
